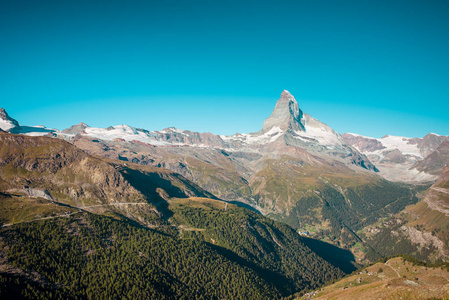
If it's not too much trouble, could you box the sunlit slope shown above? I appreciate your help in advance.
[298,256,449,300]
[362,165,449,262]
[249,155,427,257]
[0,132,213,225]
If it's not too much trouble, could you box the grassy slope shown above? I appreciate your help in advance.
[299,257,449,300]
[0,133,213,226]
[250,156,427,263]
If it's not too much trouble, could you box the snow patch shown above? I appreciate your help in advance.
[84,125,169,145]
[379,135,422,157]
[222,126,283,145]
[159,127,186,134]
[294,115,343,146]
[0,119,15,131]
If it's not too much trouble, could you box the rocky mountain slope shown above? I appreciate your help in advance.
[2,91,377,171]
[361,165,449,262]
[414,141,449,175]
[343,132,449,182]
[0,131,214,225]
[0,132,347,299]
[1,91,443,263]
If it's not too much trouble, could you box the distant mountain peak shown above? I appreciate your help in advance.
[261,90,305,133]
[0,108,20,133]
[62,122,90,135]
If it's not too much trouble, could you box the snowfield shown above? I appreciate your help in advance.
[85,125,169,145]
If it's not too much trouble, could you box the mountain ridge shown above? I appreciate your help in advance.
[1,91,448,263]
[0,131,347,299]
[343,132,449,182]
[0,91,377,172]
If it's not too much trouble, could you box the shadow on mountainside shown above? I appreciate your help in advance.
[301,237,360,274]
[224,200,262,214]
[206,243,298,297]
[118,168,187,219]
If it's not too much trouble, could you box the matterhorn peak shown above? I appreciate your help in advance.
[280,90,294,101]
[261,90,305,133]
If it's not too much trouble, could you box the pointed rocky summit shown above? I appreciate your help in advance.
[261,90,305,133]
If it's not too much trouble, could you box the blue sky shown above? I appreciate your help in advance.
[1,0,448,138]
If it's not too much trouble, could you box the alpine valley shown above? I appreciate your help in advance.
[1,91,448,299]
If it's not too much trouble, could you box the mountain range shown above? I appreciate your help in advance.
[3,91,447,182]
[1,91,448,298]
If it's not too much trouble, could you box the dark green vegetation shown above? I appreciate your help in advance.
[260,159,429,259]
[1,213,281,299]
[170,198,344,294]
[362,219,442,263]
[245,155,429,258]
[70,134,428,263]
[0,198,343,299]
[0,132,345,299]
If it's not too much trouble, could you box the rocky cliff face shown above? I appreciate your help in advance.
[342,133,385,153]
[414,141,449,175]
[343,132,449,182]
[0,132,212,225]
[261,90,305,133]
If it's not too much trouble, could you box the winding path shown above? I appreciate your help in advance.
[1,211,82,228]
[1,202,154,228]
[385,260,401,278]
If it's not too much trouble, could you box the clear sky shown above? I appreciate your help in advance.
[1,0,448,138]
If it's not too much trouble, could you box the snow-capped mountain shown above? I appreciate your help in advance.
[18,91,366,166]
[0,108,59,137]
[260,90,343,147]
[342,132,449,182]
[220,90,377,170]
[223,90,344,148]
[261,90,306,133]
[2,90,448,182]
[2,91,448,260]
[0,108,21,133]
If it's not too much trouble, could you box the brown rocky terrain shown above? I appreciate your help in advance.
[414,141,449,175]
[0,132,213,227]
[343,133,449,182]
[361,165,449,262]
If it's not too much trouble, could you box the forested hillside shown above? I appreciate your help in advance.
[0,132,345,299]
[0,196,344,299]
